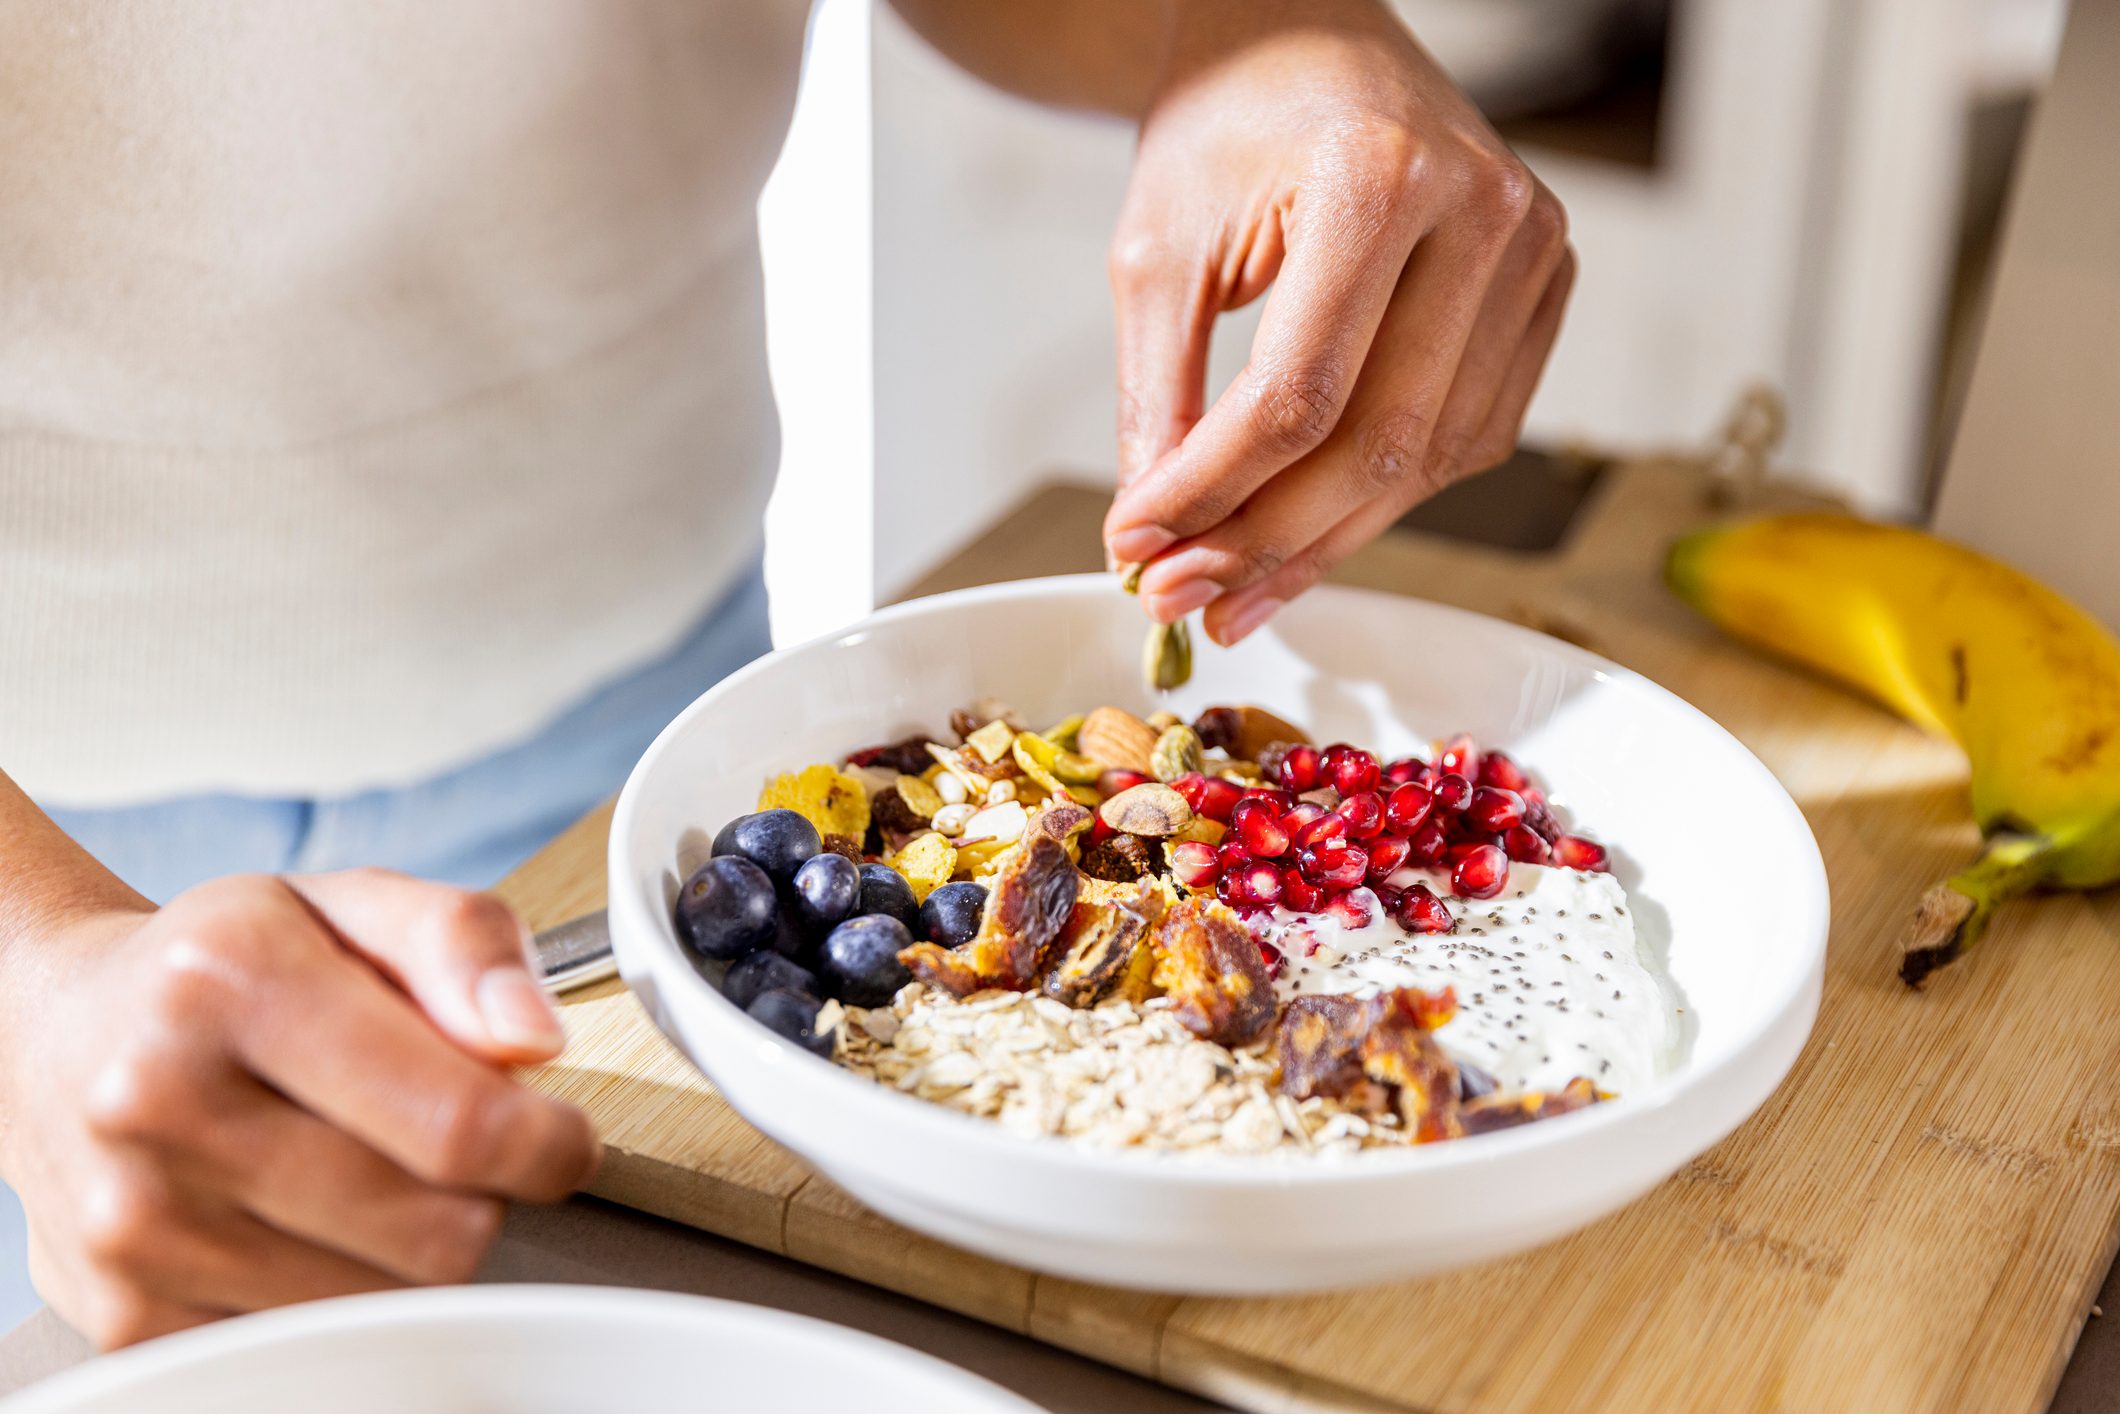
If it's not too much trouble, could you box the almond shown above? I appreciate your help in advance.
[1228,705,1310,762]
[1078,706,1159,775]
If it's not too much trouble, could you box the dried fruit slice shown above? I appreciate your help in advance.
[1277,994,1379,1103]
[1078,707,1159,775]
[1011,732,1101,804]
[1097,783,1193,838]
[1147,898,1275,1047]
[899,834,1078,997]
[758,764,870,840]
[1459,1077,1600,1136]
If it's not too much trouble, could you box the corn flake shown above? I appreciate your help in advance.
[758,763,870,839]
[891,831,957,902]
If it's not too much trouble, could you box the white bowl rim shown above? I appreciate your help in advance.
[0,1285,1040,1413]
[609,573,1829,1186]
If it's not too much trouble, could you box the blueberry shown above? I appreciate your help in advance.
[855,863,921,933]
[819,914,915,1006]
[918,881,989,950]
[675,856,779,961]
[791,852,860,935]
[745,987,833,1058]
[770,905,808,961]
[712,809,822,887]
[724,952,819,1011]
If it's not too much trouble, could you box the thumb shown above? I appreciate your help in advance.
[283,869,564,1066]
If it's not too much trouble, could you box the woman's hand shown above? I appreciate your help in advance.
[0,870,598,1347]
[1102,0,1574,643]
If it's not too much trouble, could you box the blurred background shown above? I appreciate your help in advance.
[757,0,2068,647]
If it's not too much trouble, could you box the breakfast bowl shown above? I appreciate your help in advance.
[607,575,1827,1293]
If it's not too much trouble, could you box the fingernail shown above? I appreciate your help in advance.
[1144,578,1220,621]
[1106,525,1176,563]
[477,968,564,1052]
[1213,595,1283,646]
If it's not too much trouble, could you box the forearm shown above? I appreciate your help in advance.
[0,769,148,958]
[884,0,1176,118]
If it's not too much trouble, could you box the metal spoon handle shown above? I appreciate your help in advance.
[534,909,617,993]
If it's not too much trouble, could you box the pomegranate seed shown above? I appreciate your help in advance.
[1172,772,1210,812]
[1335,790,1385,839]
[1216,872,1249,906]
[1292,810,1349,851]
[1230,798,1293,858]
[1445,838,1501,865]
[1431,772,1473,813]
[1241,786,1296,813]
[1196,776,1245,824]
[1217,839,1253,874]
[1277,743,1322,792]
[1408,817,1451,864]
[1554,835,1610,872]
[1298,842,1369,889]
[1438,734,1480,781]
[1237,859,1283,908]
[1523,792,1561,843]
[1098,768,1150,799]
[1450,843,1509,899]
[1394,883,1456,934]
[1323,745,1380,797]
[1279,800,1329,835]
[1322,888,1376,929]
[1502,824,1552,864]
[1168,840,1222,888]
[1464,786,1525,832]
[1372,882,1406,915]
[1385,781,1436,834]
[1366,833,1411,879]
[1477,750,1531,793]
[1256,940,1284,979]
[1381,756,1428,786]
[1281,871,1325,913]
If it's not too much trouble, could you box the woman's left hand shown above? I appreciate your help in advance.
[1101,0,1574,644]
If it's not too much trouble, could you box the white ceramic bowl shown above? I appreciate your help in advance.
[0,1286,1037,1414]
[609,576,1827,1293]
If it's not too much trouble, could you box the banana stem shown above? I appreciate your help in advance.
[1899,834,2050,987]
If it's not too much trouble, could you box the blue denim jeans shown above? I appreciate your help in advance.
[0,563,772,1332]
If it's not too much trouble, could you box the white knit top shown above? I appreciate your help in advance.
[0,0,810,805]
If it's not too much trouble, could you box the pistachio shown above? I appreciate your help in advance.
[965,718,1017,765]
[1144,618,1193,693]
[1097,782,1194,838]
[1149,724,1204,783]
[1147,710,1183,732]
[1078,707,1159,775]
[1118,561,1146,595]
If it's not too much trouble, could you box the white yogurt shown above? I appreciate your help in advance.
[1261,864,1675,1096]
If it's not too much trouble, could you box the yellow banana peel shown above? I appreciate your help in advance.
[1666,512,2120,985]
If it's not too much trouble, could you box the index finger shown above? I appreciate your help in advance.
[1102,182,1424,574]
[222,885,599,1202]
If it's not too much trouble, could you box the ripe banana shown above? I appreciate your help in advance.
[1665,512,2120,985]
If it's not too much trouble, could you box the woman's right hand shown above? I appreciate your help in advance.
[0,869,600,1347]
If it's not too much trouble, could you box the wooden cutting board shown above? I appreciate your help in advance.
[503,459,2120,1414]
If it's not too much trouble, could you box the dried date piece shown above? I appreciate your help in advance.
[1459,1077,1599,1136]
[1278,995,1384,1110]
[1360,990,1463,1143]
[1040,897,1157,1007]
[899,834,1078,997]
[1080,834,1153,882]
[1147,898,1274,1047]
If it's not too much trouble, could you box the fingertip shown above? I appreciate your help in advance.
[473,968,565,1064]
[1206,594,1283,647]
